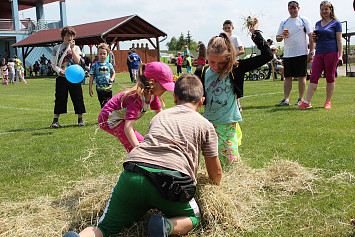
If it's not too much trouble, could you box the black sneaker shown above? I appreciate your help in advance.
[276,99,290,106]
[295,98,303,106]
[50,122,62,128]
[78,121,86,127]
[148,214,172,237]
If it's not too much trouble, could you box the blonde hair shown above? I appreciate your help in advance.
[320,1,336,19]
[120,63,165,107]
[207,32,237,77]
[98,43,111,54]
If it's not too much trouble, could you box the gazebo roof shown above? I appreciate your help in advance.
[13,15,167,48]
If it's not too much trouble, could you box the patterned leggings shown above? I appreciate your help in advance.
[214,122,242,171]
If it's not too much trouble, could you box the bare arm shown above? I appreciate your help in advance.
[89,75,94,97]
[204,156,222,185]
[109,73,116,82]
[237,46,245,56]
[336,31,343,65]
[307,33,315,63]
[124,120,139,148]
[276,35,284,42]
[154,108,162,114]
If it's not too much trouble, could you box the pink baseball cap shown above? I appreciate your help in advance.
[144,61,175,92]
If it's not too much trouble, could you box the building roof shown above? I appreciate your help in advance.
[13,15,167,48]
[0,0,62,19]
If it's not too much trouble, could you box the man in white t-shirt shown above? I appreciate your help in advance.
[276,0,314,106]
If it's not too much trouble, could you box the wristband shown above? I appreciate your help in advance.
[309,52,315,55]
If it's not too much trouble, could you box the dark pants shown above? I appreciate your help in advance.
[128,65,134,82]
[266,62,278,79]
[54,76,86,114]
[97,89,113,108]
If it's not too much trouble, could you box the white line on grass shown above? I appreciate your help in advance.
[0,120,99,135]
[0,105,94,114]
[242,87,326,98]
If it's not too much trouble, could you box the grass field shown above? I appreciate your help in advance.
[0,68,354,236]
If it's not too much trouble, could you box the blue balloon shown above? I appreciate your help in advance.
[65,65,85,83]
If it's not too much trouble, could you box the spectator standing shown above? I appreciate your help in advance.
[276,0,314,106]
[50,26,86,128]
[13,55,27,84]
[183,45,190,60]
[193,42,207,67]
[7,59,15,84]
[128,48,141,83]
[33,61,40,76]
[89,43,116,108]
[222,20,245,60]
[297,1,343,109]
[1,58,8,85]
[127,51,134,82]
[186,52,192,73]
[176,52,183,76]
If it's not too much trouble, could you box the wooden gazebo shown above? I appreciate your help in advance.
[12,15,167,72]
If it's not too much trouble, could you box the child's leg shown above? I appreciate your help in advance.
[21,73,26,83]
[15,70,19,84]
[214,123,242,171]
[101,121,144,152]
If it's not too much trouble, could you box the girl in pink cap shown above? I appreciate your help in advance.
[98,61,175,152]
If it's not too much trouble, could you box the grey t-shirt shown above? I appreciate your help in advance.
[126,104,218,183]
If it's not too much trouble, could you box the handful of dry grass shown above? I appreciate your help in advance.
[243,16,258,28]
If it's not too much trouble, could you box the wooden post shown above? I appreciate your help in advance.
[156,37,160,61]
[89,45,93,60]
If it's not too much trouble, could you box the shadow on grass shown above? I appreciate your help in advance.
[6,122,98,134]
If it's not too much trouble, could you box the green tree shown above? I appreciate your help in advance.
[166,36,177,51]
[186,30,193,47]
[176,33,186,51]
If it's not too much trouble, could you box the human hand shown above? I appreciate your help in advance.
[307,54,313,63]
[59,70,65,76]
[89,88,93,97]
[338,57,343,66]
[249,20,258,34]
[70,40,75,49]
[282,30,289,38]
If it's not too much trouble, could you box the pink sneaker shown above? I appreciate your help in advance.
[324,102,332,109]
[14,83,17,85]
[297,101,312,109]
[24,81,27,85]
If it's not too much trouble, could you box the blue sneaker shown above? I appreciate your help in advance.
[148,214,172,237]
[63,231,80,237]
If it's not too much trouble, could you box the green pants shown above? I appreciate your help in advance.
[97,170,200,236]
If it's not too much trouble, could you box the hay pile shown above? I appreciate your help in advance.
[0,159,320,236]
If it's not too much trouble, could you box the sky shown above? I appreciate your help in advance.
[21,0,355,53]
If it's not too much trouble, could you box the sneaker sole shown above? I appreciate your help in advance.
[297,106,312,109]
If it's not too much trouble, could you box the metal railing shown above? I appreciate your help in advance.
[0,19,61,33]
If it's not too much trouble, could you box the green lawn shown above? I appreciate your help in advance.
[0,70,354,236]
